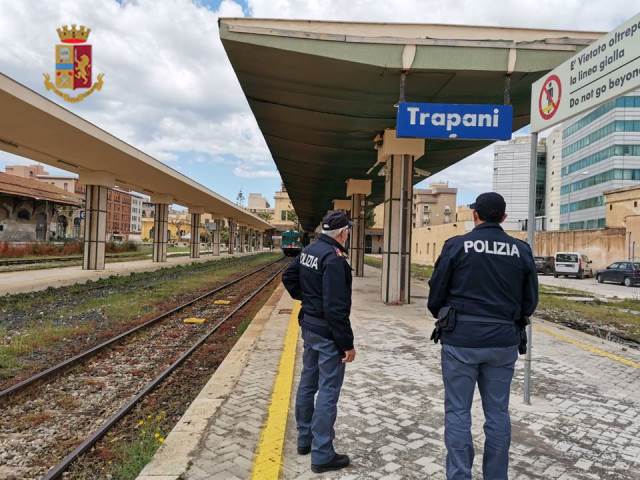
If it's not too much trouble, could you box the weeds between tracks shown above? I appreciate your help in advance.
[0,252,280,383]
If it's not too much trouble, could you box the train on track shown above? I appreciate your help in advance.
[281,229,303,257]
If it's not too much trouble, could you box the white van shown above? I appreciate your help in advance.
[554,252,594,279]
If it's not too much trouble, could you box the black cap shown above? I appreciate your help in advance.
[469,192,506,222]
[322,211,352,231]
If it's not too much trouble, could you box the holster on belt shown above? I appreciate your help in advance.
[430,306,456,344]
[517,316,530,355]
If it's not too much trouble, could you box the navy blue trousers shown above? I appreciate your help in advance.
[441,344,518,480]
[295,328,346,465]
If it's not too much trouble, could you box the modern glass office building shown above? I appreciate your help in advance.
[493,136,546,231]
[560,89,640,230]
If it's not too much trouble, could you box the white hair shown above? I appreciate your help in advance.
[322,225,349,238]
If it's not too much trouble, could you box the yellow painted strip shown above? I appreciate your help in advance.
[536,324,640,369]
[183,317,206,324]
[251,300,301,480]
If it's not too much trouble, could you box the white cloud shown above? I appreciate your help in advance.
[422,146,495,203]
[247,0,627,31]
[233,165,279,178]
[0,0,269,176]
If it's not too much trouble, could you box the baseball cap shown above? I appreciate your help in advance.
[322,211,352,231]
[469,192,506,222]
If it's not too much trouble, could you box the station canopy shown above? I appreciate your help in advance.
[220,18,601,231]
[0,73,272,230]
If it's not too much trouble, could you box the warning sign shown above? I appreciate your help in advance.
[538,75,561,121]
[531,11,640,132]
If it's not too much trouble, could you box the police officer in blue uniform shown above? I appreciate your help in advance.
[282,211,355,474]
[428,192,538,480]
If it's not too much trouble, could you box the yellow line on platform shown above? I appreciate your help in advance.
[251,300,300,480]
[537,324,640,369]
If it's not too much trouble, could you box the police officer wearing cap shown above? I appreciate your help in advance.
[428,192,538,480]
[282,210,355,474]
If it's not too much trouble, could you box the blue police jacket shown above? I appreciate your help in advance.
[282,234,354,353]
[427,222,539,348]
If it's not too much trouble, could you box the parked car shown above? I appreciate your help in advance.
[553,252,593,279]
[534,256,555,275]
[596,261,640,287]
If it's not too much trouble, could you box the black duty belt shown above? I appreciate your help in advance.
[456,313,515,325]
[301,313,332,339]
[301,313,326,327]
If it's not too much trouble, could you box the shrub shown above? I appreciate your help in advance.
[106,241,139,253]
[0,241,82,258]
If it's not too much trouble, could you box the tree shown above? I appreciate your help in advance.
[365,205,376,229]
[257,211,273,222]
[169,217,187,242]
[286,210,298,225]
[220,225,229,244]
[236,189,246,207]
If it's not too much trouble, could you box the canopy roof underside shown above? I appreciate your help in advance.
[220,18,601,231]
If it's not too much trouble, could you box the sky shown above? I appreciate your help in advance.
[0,0,631,207]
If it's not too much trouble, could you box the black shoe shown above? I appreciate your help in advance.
[311,453,350,473]
[297,445,311,455]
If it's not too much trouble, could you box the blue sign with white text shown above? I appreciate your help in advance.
[396,102,513,141]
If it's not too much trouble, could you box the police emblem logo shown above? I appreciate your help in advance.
[43,25,105,103]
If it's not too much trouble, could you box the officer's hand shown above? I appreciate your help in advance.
[342,349,356,363]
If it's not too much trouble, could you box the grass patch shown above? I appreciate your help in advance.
[0,322,92,378]
[364,256,382,269]
[112,414,167,480]
[364,255,433,280]
[0,253,280,378]
[538,293,640,344]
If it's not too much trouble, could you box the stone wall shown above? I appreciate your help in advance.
[411,222,627,271]
[532,229,626,270]
[0,195,80,242]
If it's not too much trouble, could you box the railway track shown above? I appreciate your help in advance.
[0,257,288,479]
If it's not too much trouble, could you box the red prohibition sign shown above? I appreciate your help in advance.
[538,74,562,121]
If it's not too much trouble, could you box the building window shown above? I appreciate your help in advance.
[17,209,30,221]
[635,201,638,208]
[281,211,286,221]
[610,204,613,210]
[63,183,68,191]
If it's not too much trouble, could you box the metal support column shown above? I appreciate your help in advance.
[381,154,413,304]
[82,185,108,270]
[189,213,201,259]
[153,203,169,262]
[349,193,366,277]
[523,131,538,405]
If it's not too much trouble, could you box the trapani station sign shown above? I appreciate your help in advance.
[396,102,513,140]
[531,11,640,132]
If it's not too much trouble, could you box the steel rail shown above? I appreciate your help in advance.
[0,257,285,400]
[41,261,287,480]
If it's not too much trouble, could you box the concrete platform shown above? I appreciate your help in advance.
[139,266,640,480]
[0,250,269,295]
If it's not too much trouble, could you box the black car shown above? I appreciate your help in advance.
[596,261,640,287]
[534,256,555,275]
